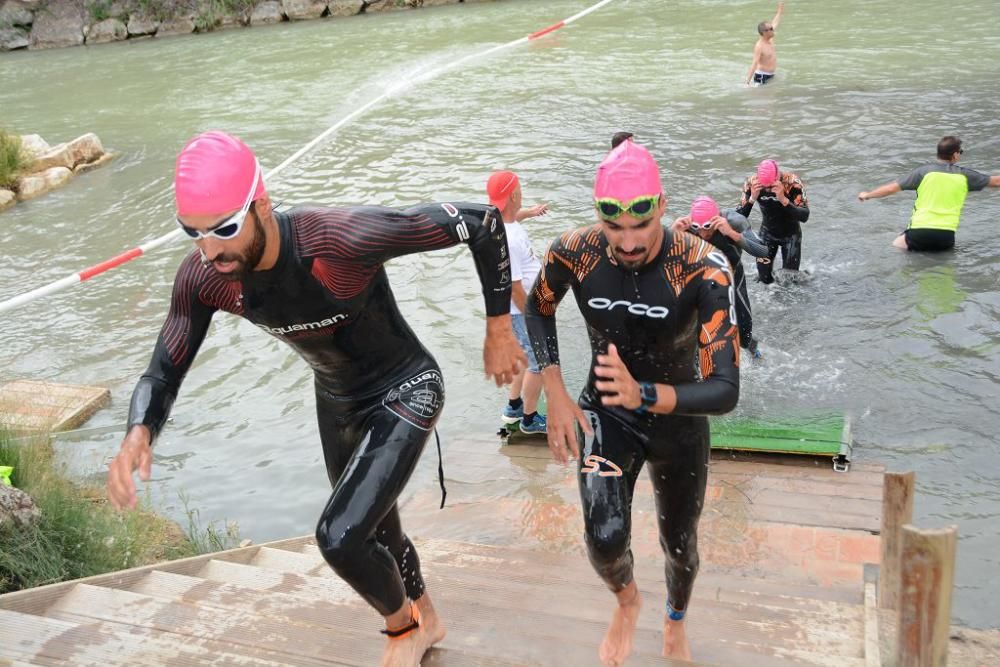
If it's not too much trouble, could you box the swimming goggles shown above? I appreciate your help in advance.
[688,220,716,231]
[595,195,659,221]
[176,160,261,240]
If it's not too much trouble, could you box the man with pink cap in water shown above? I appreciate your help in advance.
[737,158,810,284]
[526,141,740,664]
[674,196,769,357]
[106,131,525,667]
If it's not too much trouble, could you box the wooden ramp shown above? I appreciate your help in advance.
[0,436,884,666]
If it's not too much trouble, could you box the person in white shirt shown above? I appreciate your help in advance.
[487,170,550,433]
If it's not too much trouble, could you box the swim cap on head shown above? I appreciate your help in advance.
[487,170,519,210]
[690,196,720,224]
[593,141,663,202]
[175,131,265,216]
[757,159,779,187]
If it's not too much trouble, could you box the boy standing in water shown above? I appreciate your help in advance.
[490,170,551,433]
[746,2,784,85]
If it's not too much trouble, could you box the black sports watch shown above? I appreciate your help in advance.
[634,382,657,414]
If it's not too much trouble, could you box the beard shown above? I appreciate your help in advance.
[209,212,267,282]
[611,246,650,270]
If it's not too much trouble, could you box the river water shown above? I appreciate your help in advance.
[1,0,998,627]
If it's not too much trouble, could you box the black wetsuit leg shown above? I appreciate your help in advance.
[313,369,443,615]
[732,263,754,349]
[576,405,645,592]
[646,415,709,612]
[780,232,802,270]
[576,403,709,612]
[755,239,780,284]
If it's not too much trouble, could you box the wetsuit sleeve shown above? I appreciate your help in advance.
[525,233,576,369]
[127,257,217,441]
[736,176,755,217]
[342,204,512,317]
[672,257,740,415]
[723,209,749,233]
[785,177,810,223]
[739,227,771,258]
[959,166,991,191]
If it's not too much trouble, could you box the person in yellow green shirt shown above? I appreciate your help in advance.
[858,136,1000,251]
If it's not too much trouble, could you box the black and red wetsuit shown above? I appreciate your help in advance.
[525,225,739,613]
[128,203,510,615]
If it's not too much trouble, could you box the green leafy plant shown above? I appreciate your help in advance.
[0,129,29,190]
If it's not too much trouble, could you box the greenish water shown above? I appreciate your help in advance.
[1,0,999,626]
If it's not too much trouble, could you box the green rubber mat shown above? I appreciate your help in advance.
[710,413,850,457]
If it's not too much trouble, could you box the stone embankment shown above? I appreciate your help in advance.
[0,133,113,212]
[0,0,484,52]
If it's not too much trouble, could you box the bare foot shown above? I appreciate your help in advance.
[598,581,642,667]
[662,615,692,661]
[379,596,447,667]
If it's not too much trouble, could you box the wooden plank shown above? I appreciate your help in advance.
[879,471,915,610]
[0,380,110,433]
[251,546,864,663]
[0,608,291,666]
[895,525,957,667]
[864,576,881,667]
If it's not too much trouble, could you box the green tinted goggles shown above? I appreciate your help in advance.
[595,195,659,221]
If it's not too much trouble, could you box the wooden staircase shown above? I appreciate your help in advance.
[0,532,869,666]
[0,439,883,666]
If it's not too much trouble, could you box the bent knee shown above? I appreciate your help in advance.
[315,518,365,568]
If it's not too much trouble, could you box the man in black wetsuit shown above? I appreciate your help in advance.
[105,131,524,667]
[526,142,740,665]
[737,158,810,284]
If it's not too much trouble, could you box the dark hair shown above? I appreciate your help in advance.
[610,132,634,149]
[757,21,771,35]
[937,136,962,159]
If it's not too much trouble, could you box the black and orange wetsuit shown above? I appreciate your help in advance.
[525,225,739,615]
[127,203,511,616]
[737,171,810,284]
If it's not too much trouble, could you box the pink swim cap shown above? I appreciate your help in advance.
[594,141,663,202]
[690,196,720,224]
[175,131,266,216]
[757,159,779,187]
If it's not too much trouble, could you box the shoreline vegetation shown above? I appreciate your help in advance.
[0,427,240,594]
[0,0,491,53]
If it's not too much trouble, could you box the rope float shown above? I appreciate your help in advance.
[0,0,621,316]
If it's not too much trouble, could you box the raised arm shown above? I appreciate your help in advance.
[721,209,770,257]
[772,2,785,31]
[736,176,757,217]
[783,177,810,223]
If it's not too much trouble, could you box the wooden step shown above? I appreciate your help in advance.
[248,547,863,666]
[0,607,288,666]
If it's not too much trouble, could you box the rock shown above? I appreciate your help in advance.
[29,0,84,50]
[157,15,195,36]
[85,17,126,44]
[0,26,28,50]
[74,151,115,174]
[30,143,73,172]
[0,189,15,211]
[126,13,158,36]
[280,0,326,20]
[16,166,73,200]
[328,0,362,16]
[0,484,41,529]
[64,133,105,167]
[5,0,43,11]
[0,1,34,27]
[250,0,283,25]
[364,0,416,12]
[18,134,49,159]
